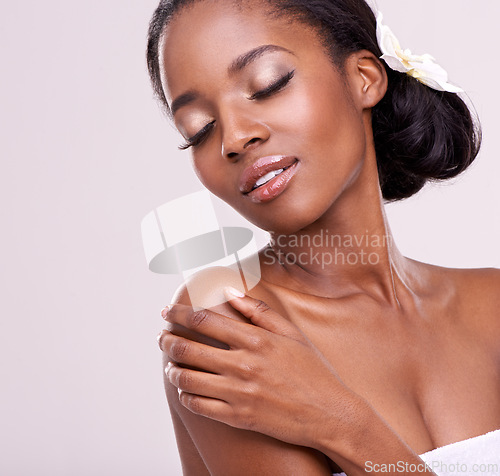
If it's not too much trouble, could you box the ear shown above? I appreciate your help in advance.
[346,50,388,109]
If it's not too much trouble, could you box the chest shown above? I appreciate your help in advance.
[289,305,500,455]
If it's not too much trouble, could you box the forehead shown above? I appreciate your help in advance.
[159,0,326,101]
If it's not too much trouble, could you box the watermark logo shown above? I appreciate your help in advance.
[142,191,395,305]
[364,460,499,474]
[141,190,261,308]
[264,230,392,269]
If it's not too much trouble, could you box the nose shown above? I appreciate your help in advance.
[220,108,270,160]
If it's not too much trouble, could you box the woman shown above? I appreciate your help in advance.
[150,0,500,474]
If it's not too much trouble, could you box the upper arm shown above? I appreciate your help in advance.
[164,267,333,476]
[166,376,331,476]
[163,350,210,475]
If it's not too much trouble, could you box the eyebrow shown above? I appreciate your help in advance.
[170,44,294,116]
[171,91,197,116]
[228,44,294,74]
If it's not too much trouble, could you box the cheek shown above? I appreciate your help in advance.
[270,77,364,157]
[191,153,236,203]
[192,155,217,187]
[270,82,367,225]
[279,80,366,179]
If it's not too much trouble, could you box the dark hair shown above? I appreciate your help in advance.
[146,0,482,201]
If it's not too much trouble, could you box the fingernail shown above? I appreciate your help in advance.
[223,286,245,299]
[161,306,170,318]
[165,361,173,376]
[157,331,162,342]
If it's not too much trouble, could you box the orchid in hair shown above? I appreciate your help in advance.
[376,11,464,93]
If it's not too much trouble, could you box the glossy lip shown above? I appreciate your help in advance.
[239,155,298,194]
[246,159,299,203]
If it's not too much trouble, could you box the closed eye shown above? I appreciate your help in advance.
[177,70,295,150]
[249,69,295,101]
[178,120,216,150]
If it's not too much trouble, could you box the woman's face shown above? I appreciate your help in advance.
[160,0,370,234]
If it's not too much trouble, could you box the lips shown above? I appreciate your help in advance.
[239,155,298,194]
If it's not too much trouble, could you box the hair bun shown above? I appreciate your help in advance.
[372,68,482,201]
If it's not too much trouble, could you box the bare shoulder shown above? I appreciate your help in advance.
[417,261,500,347]
[171,265,251,320]
[165,266,333,475]
[166,266,256,355]
[444,265,500,310]
[453,266,500,340]
[170,254,276,320]
[447,265,500,291]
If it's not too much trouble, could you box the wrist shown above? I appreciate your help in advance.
[315,390,371,464]
[316,394,435,475]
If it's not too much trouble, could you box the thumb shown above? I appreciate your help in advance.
[222,286,302,338]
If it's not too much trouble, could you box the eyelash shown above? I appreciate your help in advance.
[178,120,216,151]
[178,69,296,151]
[249,69,295,100]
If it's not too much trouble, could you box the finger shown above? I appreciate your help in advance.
[157,328,169,351]
[178,390,235,426]
[166,362,229,400]
[160,331,232,373]
[223,287,302,338]
[165,303,256,349]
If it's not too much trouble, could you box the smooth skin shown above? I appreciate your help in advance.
[156,1,500,474]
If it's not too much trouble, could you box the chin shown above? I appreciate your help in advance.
[215,171,347,235]
[237,200,330,236]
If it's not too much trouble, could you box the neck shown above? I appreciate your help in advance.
[265,152,411,308]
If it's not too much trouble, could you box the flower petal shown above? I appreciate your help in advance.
[415,75,464,93]
[375,9,464,94]
[376,12,401,58]
[381,53,409,73]
[408,60,449,82]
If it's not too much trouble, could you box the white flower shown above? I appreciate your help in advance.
[376,11,463,93]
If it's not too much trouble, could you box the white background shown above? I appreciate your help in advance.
[0,0,498,475]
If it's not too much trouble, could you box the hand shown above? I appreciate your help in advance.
[157,287,361,450]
